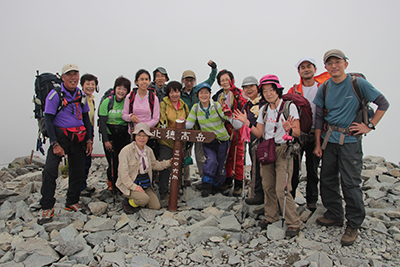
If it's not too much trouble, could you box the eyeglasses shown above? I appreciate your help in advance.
[184,78,195,83]
[136,134,148,138]
[325,60,344,67]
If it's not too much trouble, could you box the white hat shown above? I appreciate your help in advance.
[132,123,154,136]
[295,57,316,70]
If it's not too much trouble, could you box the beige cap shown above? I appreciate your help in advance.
[62,63,79,75]
[182,70,196,79]
[132,123,154,137]
[323,49,348,64]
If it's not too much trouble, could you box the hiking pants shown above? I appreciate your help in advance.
[128,186,160,210]
[320,140,365,229]
[202,140,229,186]
[291,138,320,204]
[225,128,244,182]
[103,132,130,188]
[40,131,85,209]
[158,144,173,195]
[249,135,263,198]
[261,143,301,228]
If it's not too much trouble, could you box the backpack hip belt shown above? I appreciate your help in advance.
[321,123,350,150]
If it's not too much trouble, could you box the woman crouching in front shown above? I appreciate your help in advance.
[116,123,171,213]
[234,74,301,238]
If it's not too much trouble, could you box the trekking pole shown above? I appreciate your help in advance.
[110,142,117,206]
[282,145,292,227]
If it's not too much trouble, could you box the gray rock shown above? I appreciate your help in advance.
[0,250,13,264]
[14,237,59,267]
[138,209,156,222]
[218,214,241,232]
[54,226,84,256]
[266,222,285,240]
[68,243,93,265]
[87,201,108,216]
[85,230,114,246]
[99,251,126,267]
[188,250,204,263]
[130,255,160,267]
[186,197,208,210]
[115,213,130,230]
[215,199,235,211]
[0,210,15,221]
[15,201,34,222]
[83,217,116,232]
[147,238,160,253]
[305,252,332,267]
[188,226,225,245]
[293,260,311,267]
[13,172,42,183]
[43,221,68,232]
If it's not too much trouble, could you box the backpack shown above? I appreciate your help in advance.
[97,88,115,140]
[261,94,313,145]
[320,73,374,124]
[33,71,63,138]
[128,88,156,118]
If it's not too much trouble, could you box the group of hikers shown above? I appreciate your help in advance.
[37,49,389,246]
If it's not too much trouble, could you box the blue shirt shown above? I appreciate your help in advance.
[313,74,381,143]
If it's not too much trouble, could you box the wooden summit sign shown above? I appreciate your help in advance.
[150,119,216,211]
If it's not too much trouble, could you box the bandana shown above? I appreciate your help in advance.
[135,143,149,174]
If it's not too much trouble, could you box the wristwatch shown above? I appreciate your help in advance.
[367,122,375,130]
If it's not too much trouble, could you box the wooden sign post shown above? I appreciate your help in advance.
[150,119,216,211]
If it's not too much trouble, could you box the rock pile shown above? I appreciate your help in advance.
[0,155,399,266]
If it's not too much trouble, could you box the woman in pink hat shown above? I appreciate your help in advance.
[234,74,302,238]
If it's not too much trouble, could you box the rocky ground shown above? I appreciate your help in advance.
[0,155,399,267]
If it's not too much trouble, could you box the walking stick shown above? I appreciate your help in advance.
[282,145,292,227]
[110,142,117,205]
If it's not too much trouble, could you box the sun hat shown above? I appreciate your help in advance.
[62,63,79,75]
[153,67,169,81]
[323,49,348,64]
[182,70,196,80]
[295,57,316,69]
[132,123,154,137]
[259,74,284,90]
[242,76,258,87]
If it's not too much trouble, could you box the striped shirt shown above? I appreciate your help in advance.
[186,100,229,141]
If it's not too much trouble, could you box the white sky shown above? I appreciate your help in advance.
[0,0,399,165]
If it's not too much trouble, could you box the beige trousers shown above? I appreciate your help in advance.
[261,144,301,228]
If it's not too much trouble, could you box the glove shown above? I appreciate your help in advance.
[229,79,237,92]
[208,60,217,69]
[221,101,232,117]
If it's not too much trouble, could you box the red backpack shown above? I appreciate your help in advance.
[280,93,313,135]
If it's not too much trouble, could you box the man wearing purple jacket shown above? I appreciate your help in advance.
[38,63,93,225]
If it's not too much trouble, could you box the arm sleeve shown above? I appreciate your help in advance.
[83,113,93,140]
[122,93,132,122]
[315,106,325,130]
[373,94,389,111]
[99,115,109,142]
[231,119,244,130]
[44,113,57,143]
[203,68,217,86]
[147,95,160,127]
[158,101,167,127]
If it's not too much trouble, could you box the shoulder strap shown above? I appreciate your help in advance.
[107,95,114,112]
[280,100,291,120]
[350,76,364,104]
[148,88,155,118]
[129,89,138,114]
[213,101,226,123]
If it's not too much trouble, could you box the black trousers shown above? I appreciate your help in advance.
[103,132,130,187]
[40,130,86,209]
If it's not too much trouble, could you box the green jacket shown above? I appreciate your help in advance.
[181,68,217,110]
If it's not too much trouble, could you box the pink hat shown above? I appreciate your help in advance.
[259,74,284,90]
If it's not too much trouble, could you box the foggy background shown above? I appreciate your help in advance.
[0,0,399,165]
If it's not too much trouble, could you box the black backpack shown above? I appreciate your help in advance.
[97,88,115,140]
[33,70,63,138]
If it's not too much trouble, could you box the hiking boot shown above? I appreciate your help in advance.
[211,185,220,195]
[307,202,317,212]
[341,224,358,246]
[258,219,272,229]
[123,198,140,214]
[202,183,212,197]
[37,207,54,225]
[233,180,243,197]
[316,216,344,227]
[160,193,169,201]
[65,203,86,214]
[285,227,300,238]
[220,176,233,191]
[245,195,264,205]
